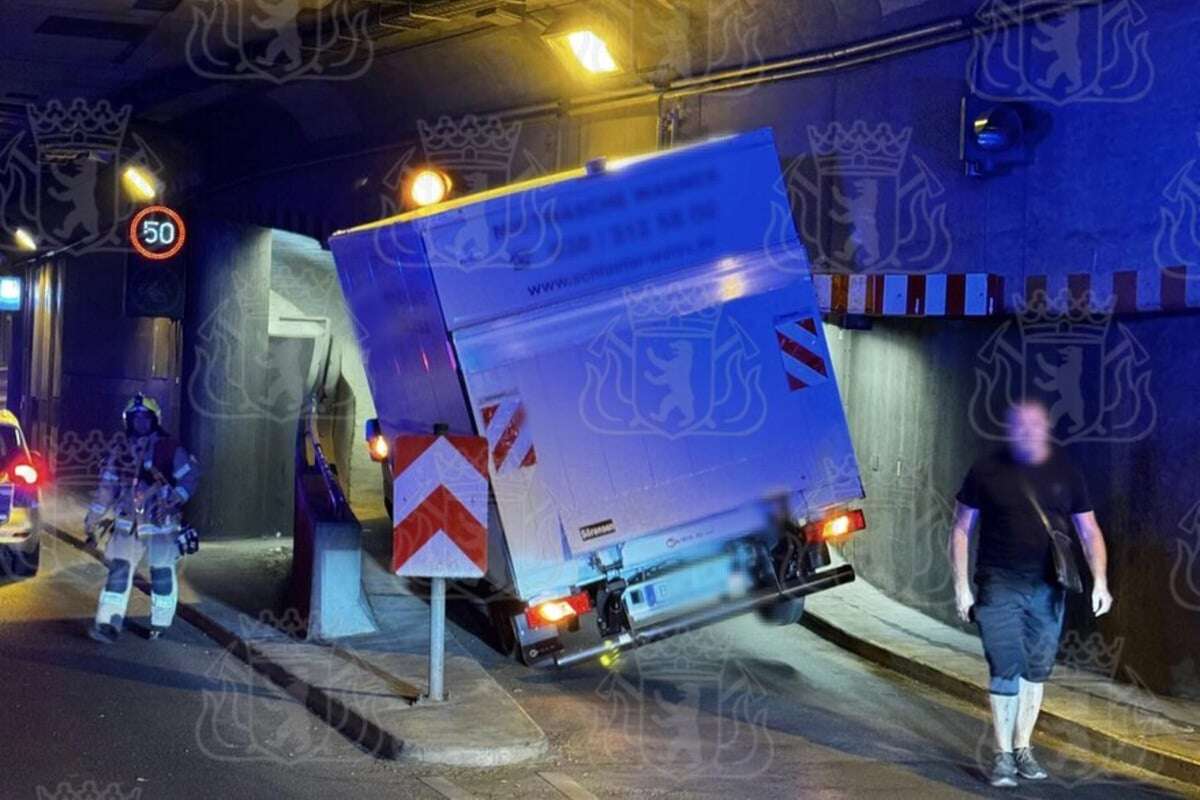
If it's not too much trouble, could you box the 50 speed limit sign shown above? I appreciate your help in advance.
[130,205,186,261]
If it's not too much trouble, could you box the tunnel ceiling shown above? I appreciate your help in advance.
[0,0,982,204]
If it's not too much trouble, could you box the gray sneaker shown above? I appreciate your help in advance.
[990,751,1019,788]
[87,623,119,644]
[1014,747,1048,780]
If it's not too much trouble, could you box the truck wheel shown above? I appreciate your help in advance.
[756,596,805,625]
[1,540,38,578]
[17,541,40,576]
[487,603,520,659]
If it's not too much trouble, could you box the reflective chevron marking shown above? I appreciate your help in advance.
[775,317,828,392]
[481,396,536,474]
[391,434,488,578]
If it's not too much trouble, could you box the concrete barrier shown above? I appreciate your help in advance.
[289,399,377,640]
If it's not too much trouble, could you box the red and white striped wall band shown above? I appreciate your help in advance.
[813,266,1200,316]
[1025,266,1200,314]
[813,273,1003,316]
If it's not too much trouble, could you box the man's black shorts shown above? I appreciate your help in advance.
[973,571,1066,695]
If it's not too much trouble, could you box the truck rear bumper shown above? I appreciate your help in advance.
[553,563,855,668]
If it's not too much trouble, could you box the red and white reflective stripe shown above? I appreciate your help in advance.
[846,274,867,314]
[1023,266,1200,313]
[775,317,829,392]
[813,274,833,311]
[813,273,1002,317]
[480,397,536,474]
[813,267,1200,317]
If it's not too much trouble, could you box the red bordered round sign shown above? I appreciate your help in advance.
[130,205,186,261]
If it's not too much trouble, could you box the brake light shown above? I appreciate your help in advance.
[367,434,390,463]
[525,591,592,629]
[6,462,38,489]
[12,463,38,485]
[806,509,866,542]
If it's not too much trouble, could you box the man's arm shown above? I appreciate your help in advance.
[84,453,121,537]
[949,502,979,622]
[165,445,200,510]
[170,443,200,506]
[1072,511,1113,617]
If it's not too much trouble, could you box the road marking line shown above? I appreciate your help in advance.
[539,772,600,800]
[420,777,479,800]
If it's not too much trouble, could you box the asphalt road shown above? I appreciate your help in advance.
[0,532,1191,800]
[453,603,1193,800]
[0,534,412,800]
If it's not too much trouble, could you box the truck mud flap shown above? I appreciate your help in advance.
[554,563,855,668]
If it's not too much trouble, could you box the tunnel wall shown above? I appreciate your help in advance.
[828,309,1200,699]
[685,0,1199,295]
[194,0,1200,302]
[180,217,281,538]
[59,252,180,440]
[9,253,181,502]
[268,231,379,511]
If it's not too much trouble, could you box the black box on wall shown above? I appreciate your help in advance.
[124,251,185,319]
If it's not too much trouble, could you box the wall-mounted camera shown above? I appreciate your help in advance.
[960,96,1047,178]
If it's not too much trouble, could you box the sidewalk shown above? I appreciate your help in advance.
[41,493,549,767]
[803,575,1200,787]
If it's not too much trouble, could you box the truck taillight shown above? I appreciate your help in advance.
[806,509,866,542]
[525,591,592,629]
[367,435,390,463]
[364,418,389,463]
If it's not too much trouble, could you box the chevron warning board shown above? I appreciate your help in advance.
[391,433,489,578]
[775,316,829,392]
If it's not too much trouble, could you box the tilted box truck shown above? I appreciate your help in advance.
[329,128,867,667]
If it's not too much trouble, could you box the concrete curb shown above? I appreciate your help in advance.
[400,738,549,768]
[46,525,548,767]
[801,608,1200,787]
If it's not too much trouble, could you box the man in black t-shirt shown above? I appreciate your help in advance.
[948,400,1113,788]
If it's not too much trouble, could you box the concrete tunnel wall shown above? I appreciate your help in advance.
[827,311,1200,699]
[267,230,380,512]
[178,220,385,537]
[180,216,279,539]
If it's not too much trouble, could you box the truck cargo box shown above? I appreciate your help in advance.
[331,128,865,663]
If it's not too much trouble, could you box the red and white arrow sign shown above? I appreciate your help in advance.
[391,434,489,578]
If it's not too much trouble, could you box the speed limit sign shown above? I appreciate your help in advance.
[130,205,186,261]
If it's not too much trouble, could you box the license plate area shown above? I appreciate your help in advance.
[623,555,745,626]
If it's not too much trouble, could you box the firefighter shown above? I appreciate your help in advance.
[84,394,201,643]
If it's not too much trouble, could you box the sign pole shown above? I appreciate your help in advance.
[392,424,487,705]
[428,576,446,702]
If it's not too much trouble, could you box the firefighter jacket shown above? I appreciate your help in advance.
[88,433,201,536]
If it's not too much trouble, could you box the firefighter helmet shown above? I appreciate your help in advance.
[122,393,162,431]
